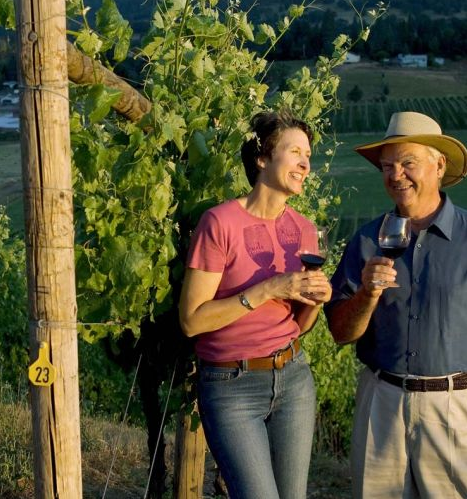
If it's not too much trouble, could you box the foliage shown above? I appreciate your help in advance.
[0,207,145,422]
[0,207,28,388]
[68,0,385,343]
[0,0,386,457]
[67,0,385,454]
[78,338,144,423]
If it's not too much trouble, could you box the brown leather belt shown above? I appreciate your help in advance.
[378,370,467,392]
[199,338,300,371]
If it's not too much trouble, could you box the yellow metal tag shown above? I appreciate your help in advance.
[28,342,56,387]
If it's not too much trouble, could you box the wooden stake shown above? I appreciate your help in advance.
[15,0,82,497]
[173,405,206,499]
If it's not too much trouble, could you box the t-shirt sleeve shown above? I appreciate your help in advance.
[186,210,226,272]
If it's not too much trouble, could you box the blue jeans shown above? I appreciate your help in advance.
[197,350,316,499]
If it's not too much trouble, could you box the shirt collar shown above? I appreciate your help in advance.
[427,192,454,241]
[393,192,455,241]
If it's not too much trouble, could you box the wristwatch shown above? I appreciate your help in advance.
[239,292,254,311]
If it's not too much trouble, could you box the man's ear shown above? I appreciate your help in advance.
[257,156,266,170]
[437,155,447,179]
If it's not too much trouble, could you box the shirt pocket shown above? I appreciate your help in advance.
[198,366,242,383]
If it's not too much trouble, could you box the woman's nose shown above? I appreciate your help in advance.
[300,156,311,171]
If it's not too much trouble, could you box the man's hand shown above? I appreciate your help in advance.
[361,257,398,297]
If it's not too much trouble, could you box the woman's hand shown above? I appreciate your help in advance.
[264,270,332,307]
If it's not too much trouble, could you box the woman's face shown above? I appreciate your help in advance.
[257,128,311,196]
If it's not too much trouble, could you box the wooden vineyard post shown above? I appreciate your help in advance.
[15,0,82,497]
[173,404,206,499]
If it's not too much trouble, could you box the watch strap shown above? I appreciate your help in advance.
[239,292,254,311]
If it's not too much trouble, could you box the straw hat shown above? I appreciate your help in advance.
[355,111,467,187]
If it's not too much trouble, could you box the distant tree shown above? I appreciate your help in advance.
[321,9,337,56]
[348,84,364,102]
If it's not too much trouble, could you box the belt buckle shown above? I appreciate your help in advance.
[402,377,410,392]
[273,351,285,370]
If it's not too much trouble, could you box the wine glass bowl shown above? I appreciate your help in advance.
[378,213,411,259]
[372,213,411,288]
[300,227,328,270]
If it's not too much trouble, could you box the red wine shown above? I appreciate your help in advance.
[380,246,406,259]
[300,254,326,270]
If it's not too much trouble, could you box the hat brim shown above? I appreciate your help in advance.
[355,134,467,187]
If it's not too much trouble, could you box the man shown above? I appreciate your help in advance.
[324,111,467,498]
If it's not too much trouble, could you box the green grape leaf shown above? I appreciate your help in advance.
[255,23,276,44]
[85,84,122,123]
[149,183,172,222]
[96,0,133,62]
[188,131,209,165]
[76,29,103,57]
[86,270,108,292]
[288,4,305,18]
[239,13,255,42]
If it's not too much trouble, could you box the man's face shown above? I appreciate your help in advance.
[379,142,446,215]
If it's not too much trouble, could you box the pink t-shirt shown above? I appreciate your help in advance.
[186,199,318,361]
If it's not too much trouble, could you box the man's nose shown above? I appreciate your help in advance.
[391,163,405,180]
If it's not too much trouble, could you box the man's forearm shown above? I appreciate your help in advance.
[327,288,380,344]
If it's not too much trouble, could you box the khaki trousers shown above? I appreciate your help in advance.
[351,367,467,499]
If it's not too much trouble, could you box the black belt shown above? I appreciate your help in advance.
[377,370,467,392]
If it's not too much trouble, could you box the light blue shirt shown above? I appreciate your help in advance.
[325,194,467,376]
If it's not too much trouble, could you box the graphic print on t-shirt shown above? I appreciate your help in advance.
[243,212,303,273]
[243,224,275,271]
[276,212,301,270]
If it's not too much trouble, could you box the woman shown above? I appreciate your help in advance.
[179,109,332,499]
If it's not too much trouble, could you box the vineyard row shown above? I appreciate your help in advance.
[333,96,467,132]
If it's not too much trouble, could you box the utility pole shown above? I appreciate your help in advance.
[15,0,82,497]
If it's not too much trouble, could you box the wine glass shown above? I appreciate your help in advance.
[373,213,411,286]
[378,213,411,258]
[300,227,328,270]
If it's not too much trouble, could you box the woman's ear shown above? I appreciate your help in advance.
[256,156,266,170]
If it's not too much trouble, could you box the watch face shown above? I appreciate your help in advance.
[240,294,253,310]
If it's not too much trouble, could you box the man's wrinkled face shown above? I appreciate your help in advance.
[379,142,446,214]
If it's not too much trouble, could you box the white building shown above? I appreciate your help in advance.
[397,54,428,68]
[345,52,361,64]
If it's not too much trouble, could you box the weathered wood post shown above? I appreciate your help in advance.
[173,403,206,498]
[15,0,82,497]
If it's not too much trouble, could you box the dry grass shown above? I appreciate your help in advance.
[0,396,353,498]
[0,398,150,499]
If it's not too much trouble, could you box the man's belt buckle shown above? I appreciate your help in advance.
[402,377,427,392]
[273,350,286,370]
[402,377,410,391]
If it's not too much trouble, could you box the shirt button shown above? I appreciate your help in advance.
[410,314,419,320]
[416,243,422,248]
[410,351,418,357]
